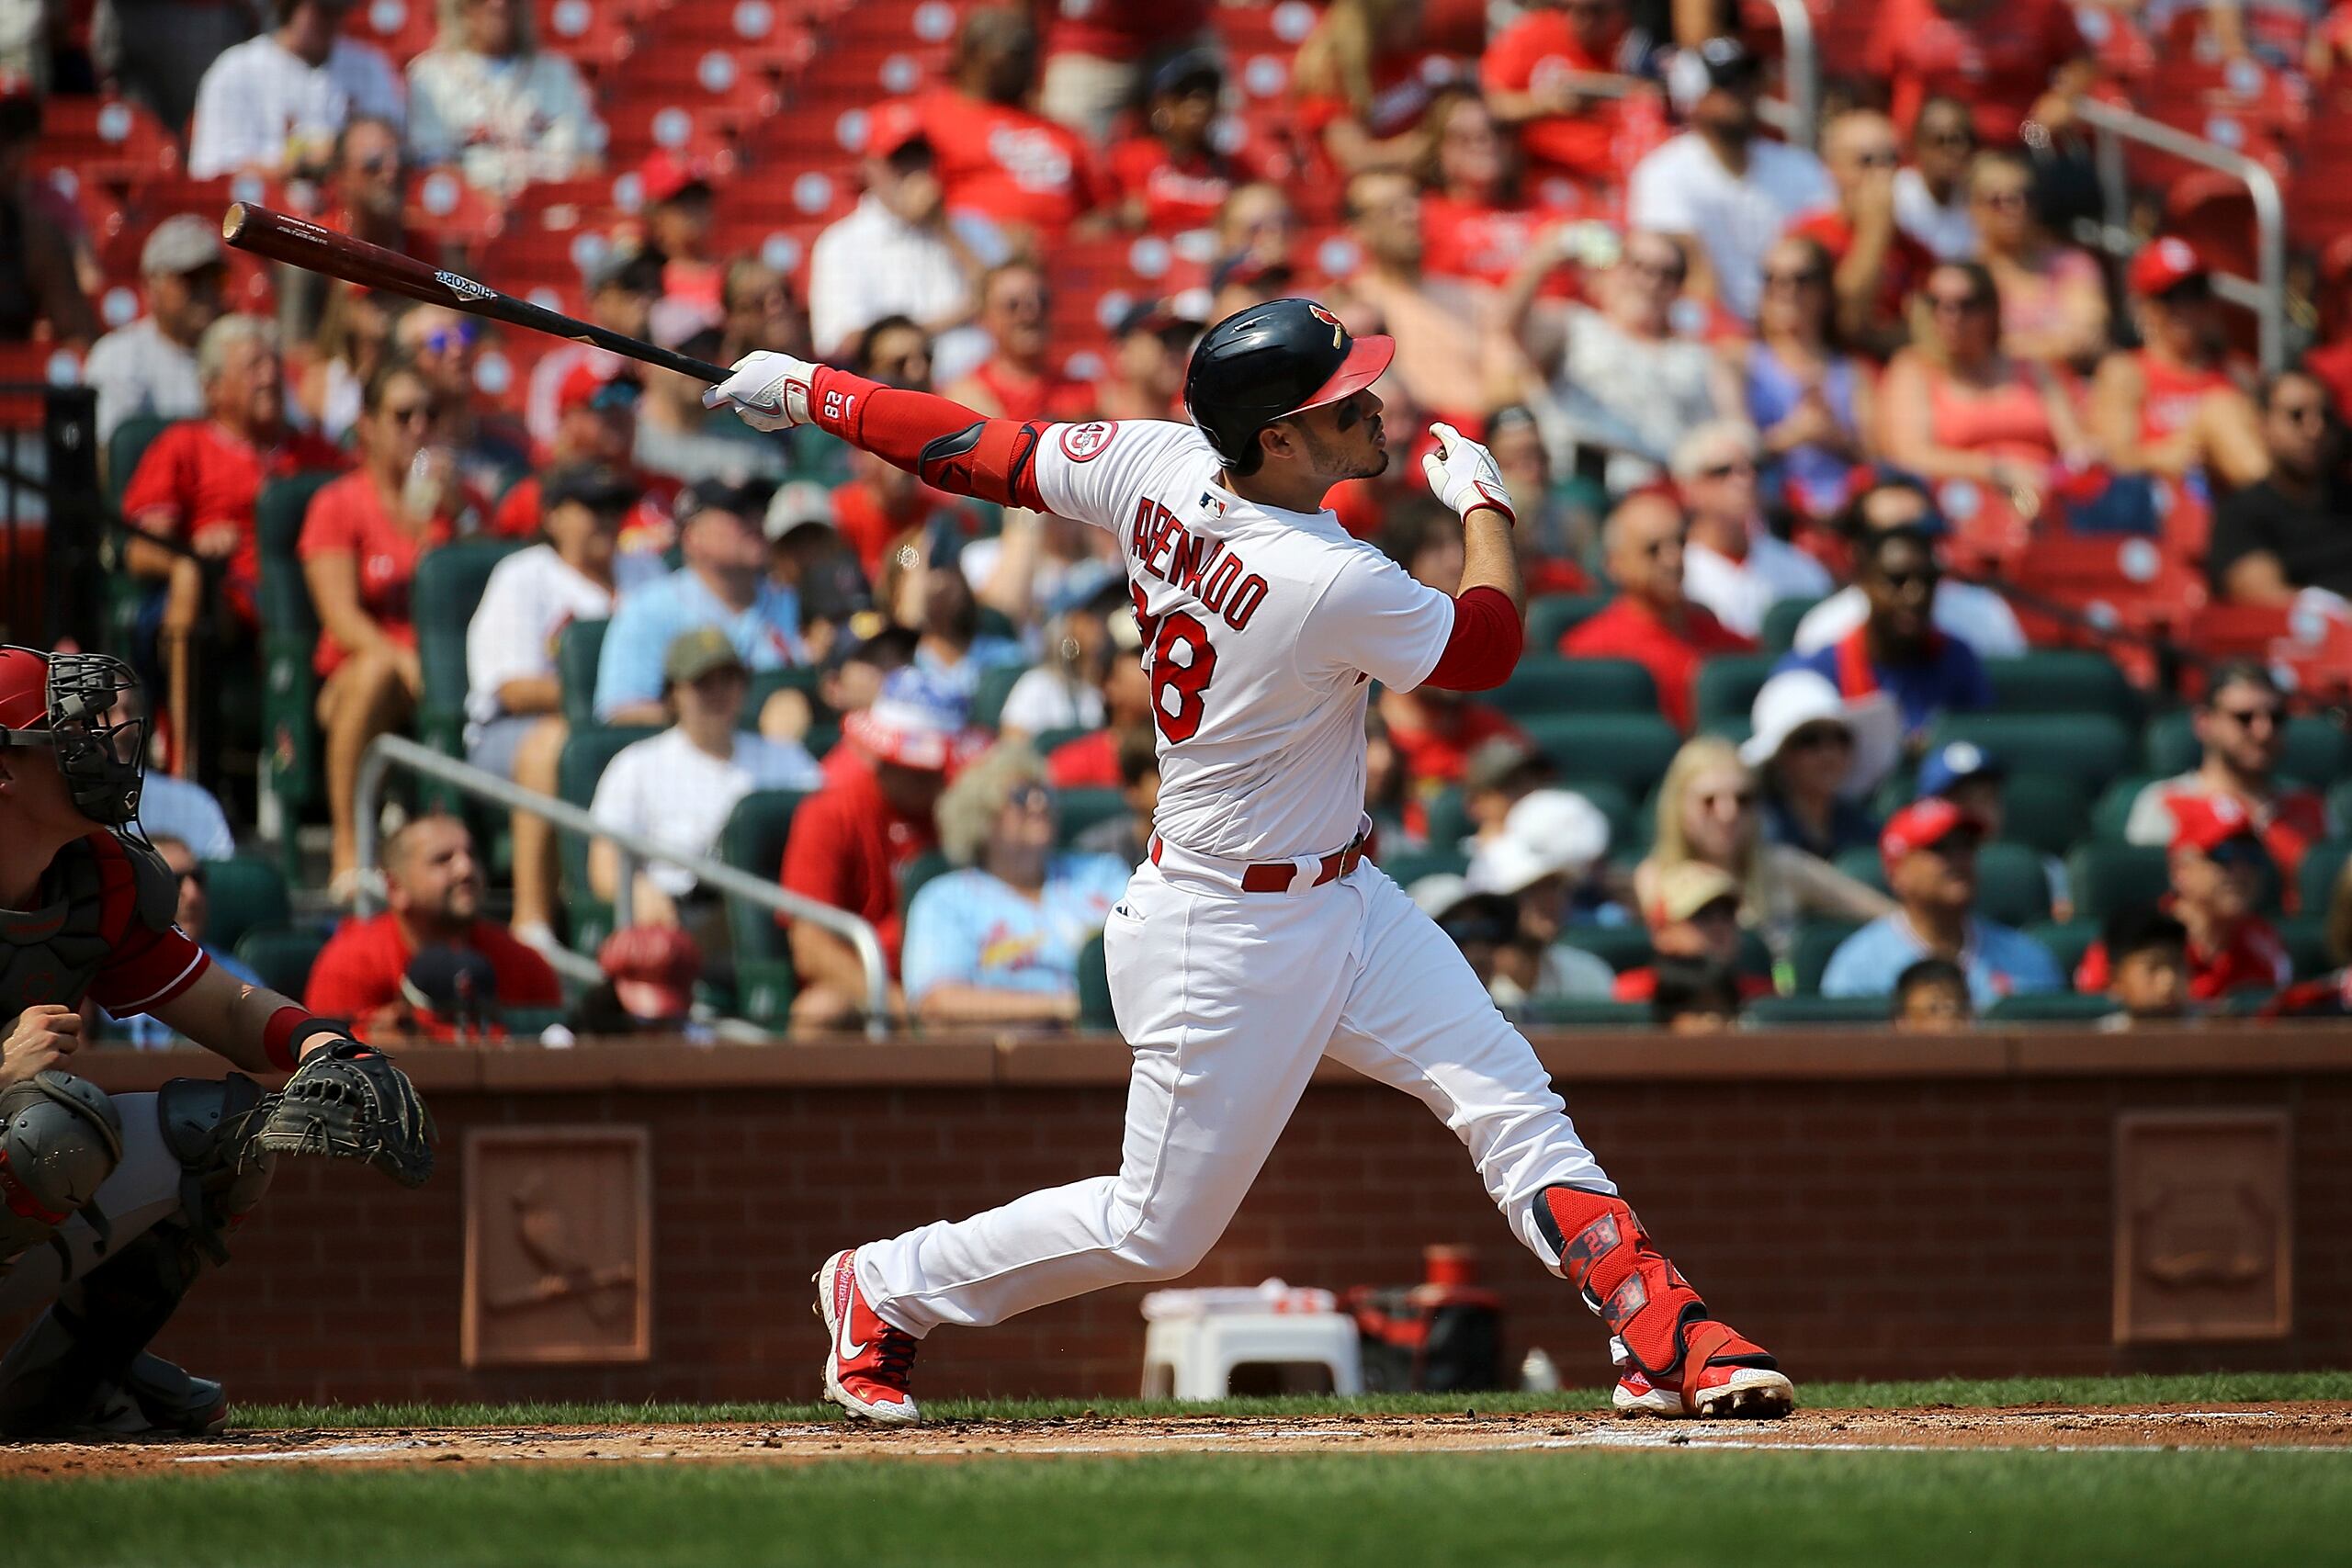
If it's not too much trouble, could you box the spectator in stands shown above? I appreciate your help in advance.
[809,619,919,756]
[306,811,562,1039]
[999,579,1121,741]
[1894,96,1978,262]
[1464,788,1618,1006]
[2210,370,2352,603]
[112,686,235,858]
[1479,0,1651,190]
[1637,736,1894,955]
[187,0,404,179]
[1822,796,2062,1005]
[1651,956,1746,1031]
[910,6,1102,242]
[1864,0,2096,148]
[1503,226,1734,477]
[1487,403,1595,588]
[905,558,1026,705]
[1790,109,1933,357]
[91,0,255,131]
[1459,735,1555,849]
[1627,38,1831,321]
[902,743,1126,1026]
[404,0,601,198]
[635,327,793,489]
[1881,261,2093,522]
[636,152,723,342]
[1414,876,1523,998]
[1107,50,1257,235]
[2092,239,2268,492]
[302,359,481,897]
[2126,663,2335,886]
[763,483,868,655]
[1416,91,1549,292]
[1213,180,1300,275]
[1334,166,1514,427]
[1207,250,1298,328]
[1071,726,1158,868]
[1892,954,1973,1031]
[1092,299,1197,423]
[2082,802,2290,1002]
[498,363,682,568]
[113,835,265,1047]
[1615,862,1774,1005]
[2261,858,2352,1018]
[1035,0,1212,141]
[2094,907,2192,1022]
[120,314,345,651]
[595,479,803,728]
[294,281,390,442]
[850,313,935,389]
[944,260,1095,421]
[719,257,811,369]
[1969,151,2108,368]
[1292,0,1460,175]
[1377,506,1526,795]
[1046,650,1152,790]
[0,81,97,350]
[831,442,980,586]
[1776,524,1992,742]
[1561,491,1751,730]
[85,216,223,446]
[526,247,662,449]
[781,669,964,1027]
[2303,238,2352,416]
[1731,235,1872,523]
[325,114,410,254]
[465,460,626,947]
[1674,420,1832,639]
[1743,670,1898,861]
[1914,739,2069,919]
[589,628,823,945]
[1364,710,1413,847]
[808,104,981,360]
[562,924,708,1039]
[1792,478,2030,659]
[393,302,532,496]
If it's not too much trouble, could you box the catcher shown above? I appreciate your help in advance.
[0,645,434,1439]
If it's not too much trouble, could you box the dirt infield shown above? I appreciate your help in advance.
[7,1404,2351,1477]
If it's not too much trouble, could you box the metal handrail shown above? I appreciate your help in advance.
[2076,98,2287,372]
[1760,0,1818,152]
[352,734,893,1039]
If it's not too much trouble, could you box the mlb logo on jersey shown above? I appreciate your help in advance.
[1060,422,1118,462]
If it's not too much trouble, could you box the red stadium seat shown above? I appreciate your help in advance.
[344,0,437,65]
[27,96,181,186]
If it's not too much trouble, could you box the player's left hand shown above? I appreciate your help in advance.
[1419,422,1516,525]
[253,1039,436,1189]
[703,351,819,432]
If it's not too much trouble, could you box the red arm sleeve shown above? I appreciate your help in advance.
[1421,586,1523,693]
[805,367,1048,511]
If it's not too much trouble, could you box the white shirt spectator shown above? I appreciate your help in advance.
[806,194,977,357]
[998,668,1105,736]
[1628,133,1833,320]
[589,726,823,896]
[136,772,236,861]
[1552,304,1723,466]
[187,33,405,178]
[464,542,616,738]
[404,47,602,198]
[1683,535,1834,640]
[83,318,203,447]
[1894,167,1977,261]
[1791,581,2028,660]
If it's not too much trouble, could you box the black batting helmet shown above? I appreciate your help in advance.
[1182,299,1395,469]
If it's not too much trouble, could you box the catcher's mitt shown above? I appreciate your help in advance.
[253,1042,435,1188]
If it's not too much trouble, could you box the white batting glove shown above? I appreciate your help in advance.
[702,351,818,432]
[1419,422,1516,525]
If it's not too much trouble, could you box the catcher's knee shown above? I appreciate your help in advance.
[155,1075,276,1258]
[1534,1185,1711,1380]
[0,1072,125,1267]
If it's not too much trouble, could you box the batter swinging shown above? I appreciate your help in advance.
[708,299,1793,1424]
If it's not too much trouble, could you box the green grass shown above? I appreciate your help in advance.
[11,1449,2352,1568]
[233,1369,2352,1431]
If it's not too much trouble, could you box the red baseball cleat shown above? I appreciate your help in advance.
[1610,1325,1796,1419]
[813,1248,922,1425]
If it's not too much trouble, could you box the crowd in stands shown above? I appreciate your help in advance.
[6,0,2352,1042]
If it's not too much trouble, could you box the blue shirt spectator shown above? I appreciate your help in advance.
[1819,911,2061,1008]
[594,481,802,724]
[1772,523,1991,739]
[1818,797,2061,1006]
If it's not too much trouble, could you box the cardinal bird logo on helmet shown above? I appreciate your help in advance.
[1306,303,1344,347]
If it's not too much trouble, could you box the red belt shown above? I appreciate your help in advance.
[1148,830,1370,893]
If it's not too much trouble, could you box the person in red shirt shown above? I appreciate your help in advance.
[1788,108,1937,356]
[778,671,965,1028]
[2075,803,2291,1003]
[2089,237,2269,494]
[1419,91,1587,294]
[493,361,682,556]
[943,260,1097,422]
[1561,490,1753,729]
[1611,860,1777,1002]
[1036,0,1214,143]
[1091,299,1200,423]
[305,812,562,1040]
[2124,663,2337,897]
[910,6,1105,243]
[1107,51,1261,235]
[1864,0,2098,147]
[1479,0,1648,188]
[638,151,724,341]
[300,362,483,896]
[1293,0,1467,175]
[831,446,985,585]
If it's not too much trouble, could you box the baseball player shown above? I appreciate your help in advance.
[707,299,1793,1423]
[0,646,433,1438]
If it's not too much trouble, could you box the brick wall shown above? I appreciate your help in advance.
[10,1031,2351,1404]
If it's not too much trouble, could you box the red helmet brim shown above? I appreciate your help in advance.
[1291,333,1395,419]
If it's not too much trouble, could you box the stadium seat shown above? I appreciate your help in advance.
[1746,995,1887,1026]
[1077,932,1114,1030]
[1791,919,1862,994]
[105,412,171,502]
[2143,710,2348,784]
[1520,713,1682,799]
[1494,654,1657,718]
[234,925,327,1001]
[2068,843,2171,922]
[2301,840,2352,920]
[2092,774,2154,841]
[718,788,811,1026]
[2025,919,2098,980]
[1693,653,1777,735]
[1578,781,1641,858]
[1375,844,1470,889]
[1832,845,1890,895]
[1984,993,2120,1023]
[2274,916,2335,982]
[254,471,344,877]
[201,855,290,955]
[558,619,611,727]
[556,724,661,951]
[973,661,1031,732]
[1997,773,2091,859]
[1977,842,2054,927]
[2332,781,2352,835]
[901,849,955,908]
[1759,596,1820,655]
[499,1007,566,1041]
[1525,998,1651,1028]
[1056,787,1129,849]
[413,537,527,759]
[1422,785,1469,847]
[1930,713,2135,794]
[1555,924,1653,973]
[1524,592,1611,650]
[1981,651,2140,722]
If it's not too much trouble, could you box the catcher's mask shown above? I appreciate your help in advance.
[0,646,149,828]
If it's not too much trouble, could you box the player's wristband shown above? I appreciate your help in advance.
[262,1007,351,1073]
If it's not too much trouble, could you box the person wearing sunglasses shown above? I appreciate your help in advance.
[1790,108,1938,355]
[1772,523,1994,744]
[2208,369,2352,605]
[2124,662,2336,898]
[1894,96,1979,261]
[2079,802,2291,1004]
[1966,150,2107,368]
[1671,418,1831,639]
[1742,669,1900,862]
[2090,237,2269,493]
[1821,796,2062,1006]
[392,301,532,498]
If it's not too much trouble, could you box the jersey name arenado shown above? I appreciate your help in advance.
[1031,419,1457,861]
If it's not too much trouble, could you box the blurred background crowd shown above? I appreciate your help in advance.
[4,0,2352,1042]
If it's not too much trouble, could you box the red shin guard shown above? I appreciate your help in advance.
[1536,1186,1768,1386]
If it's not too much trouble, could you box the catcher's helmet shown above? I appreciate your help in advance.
[1183,299,1395,468]
[0,646,149,827]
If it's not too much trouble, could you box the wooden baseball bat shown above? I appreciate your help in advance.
[220,203,733,384]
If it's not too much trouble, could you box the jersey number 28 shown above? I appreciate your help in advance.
[1134,584,1217,744]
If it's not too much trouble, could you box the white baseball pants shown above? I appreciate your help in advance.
[856,857,1615,1336]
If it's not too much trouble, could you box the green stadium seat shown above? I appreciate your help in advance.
[901,849,955,907]
[1525,592,1611,650]
[412,537,526,761]
[234,925,327,1001]
[2144,710,2347,784]
[973,662,1031,731]
[1760,595,1821,655]
[1930,713,2134,793]
[1984,992,2120,1023]
[1555,924,1653,973]
[557,618,610,728]
[1791,919,1862,994]
[1056,787,1130,848]
[2068,842,2171,921]
[1746,995,1888,1026]
[718,789,812,966]
[1374,844,1469,890]
[1077,932,1114,1030]
[735,958,798,1031]
[2273,915,2335,981]
[555,724,660,946]
[2301,840,2352,919]
[201,854,289,955]
[1521,712,1683,800]
[1031,725,1094,760]
[2330,779,2352,832]
[1493,655,1657,718]
[1833,845,1889,895]
[1977,841,2053,926]
[499,1007,565,1040]
[2025,919,2098,979]
[105,412,173,502]
[1996,772,2090,859]
[1693,653,1778,735]
[254,470,345,877]
[1981,651,2140,721]
[1576,780,1639,856]
[2092,773,2154,841]
[1423,785,1470,847]
[1526,998,1651,1028]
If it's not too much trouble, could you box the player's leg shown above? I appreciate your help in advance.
[823,866,1352,1421]
[1321,869,1793,1419]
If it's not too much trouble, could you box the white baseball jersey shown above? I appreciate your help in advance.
[1029,419,1459,862]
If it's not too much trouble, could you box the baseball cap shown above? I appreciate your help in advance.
[1465,788,1611,898]
[585,245,667,296]
[1648,861,1742,927]
[1149,47,1224,99]
[2130,236,2209,299]
[598,925,703,1020]
[141,214,225,277]
[2166,794,2266,858]
[1915,740,2007,801]
[1463,735,1546,798]
[662,626,747,685]
[639,149,715,207]
[866,100,931,160]
[1667,37,1761,115]
[843,668,977,772]
[1880,797,1988,873]
[763,479,837,542]
[400,943,499,1020]
[558,359,644,416]
[1739,671,1901,801]
[541,460,639,514]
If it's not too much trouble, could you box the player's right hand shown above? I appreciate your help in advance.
[1,1005,83,1089]
[703,351,819,432]
[1419,422,1516,525]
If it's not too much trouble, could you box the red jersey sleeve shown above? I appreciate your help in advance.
[778,788,857,927]
[119,423,196,531]
[297,475,362,559]
[82,833,211,1016]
